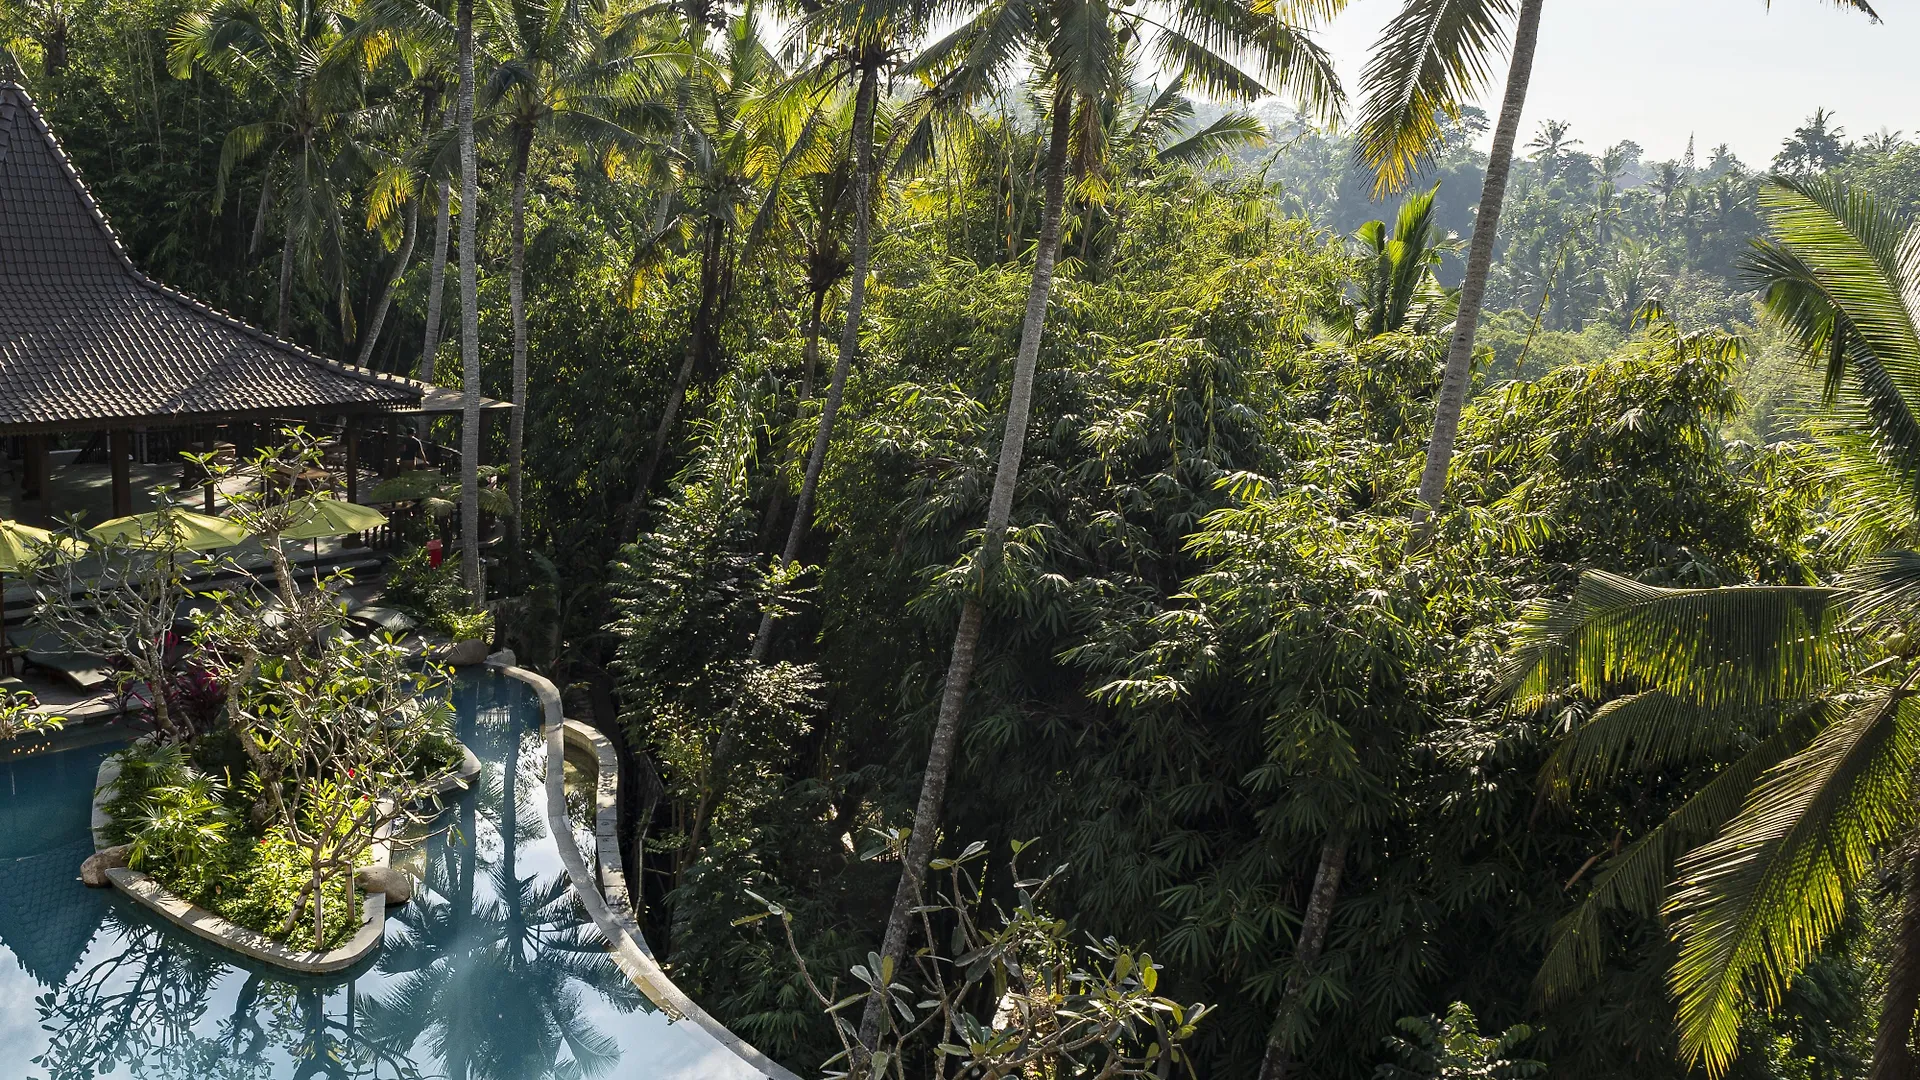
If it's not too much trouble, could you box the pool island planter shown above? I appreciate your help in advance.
[86,738,482,975]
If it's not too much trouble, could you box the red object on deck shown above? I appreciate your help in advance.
[426,539,444,569]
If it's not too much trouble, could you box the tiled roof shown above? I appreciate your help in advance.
[0,82,427,432]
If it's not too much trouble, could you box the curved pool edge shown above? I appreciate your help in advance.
[494,658,803,1080]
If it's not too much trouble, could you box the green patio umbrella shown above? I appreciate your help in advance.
[0,520,86,677]
[89,509,250,551]
[279,496,388,541]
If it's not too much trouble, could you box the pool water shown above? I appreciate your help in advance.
[0,670,760,1079]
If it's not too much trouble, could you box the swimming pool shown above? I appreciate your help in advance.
[0,669,769,1079]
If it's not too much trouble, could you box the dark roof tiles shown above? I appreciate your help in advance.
[0,82,423,430]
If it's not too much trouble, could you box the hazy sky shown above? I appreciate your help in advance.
[1309,0,1916,167]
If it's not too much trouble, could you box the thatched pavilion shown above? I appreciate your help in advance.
[0,81,484,519]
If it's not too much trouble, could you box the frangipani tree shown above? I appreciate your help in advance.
[1509,176,1920,1077]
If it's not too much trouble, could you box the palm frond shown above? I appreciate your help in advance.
[1535,711,1822,1001]
[1351,0,1512,194]
[1667,680,1920,1075]
[1501,570,1843,712]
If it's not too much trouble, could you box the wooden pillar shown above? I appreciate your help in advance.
[21,436,46,501]
[110,429,132,518]
[344,417,360,504]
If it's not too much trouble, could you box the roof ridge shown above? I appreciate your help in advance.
[1,82,423,401]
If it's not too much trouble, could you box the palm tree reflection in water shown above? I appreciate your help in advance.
[360,681,644,1079]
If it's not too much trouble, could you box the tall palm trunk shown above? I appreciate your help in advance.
[276,204,297,338]
[418,171,452,436]
[757,281,831,546]
[1873,851,1920,1080]
[1409,0,1543,529]
[1257,831,1350,1080]
[856,90,1074,1051]
[357,195,420,368]
[624,222,724,536]
[508,127,533,580]
[457,0,484,603]
[751,57,878,658]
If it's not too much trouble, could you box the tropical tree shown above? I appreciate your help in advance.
[1510,176,1920,1078]
[1320,182,1454,342]
[621,12,815,528]
[169,0,371,339]
[753,0,929,657]
[478,0,669,567]
[1352,0,1877,529]
[456,0,483,602]
[855,0,1343,1050]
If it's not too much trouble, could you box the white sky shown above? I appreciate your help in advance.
[1306,0,1917,166]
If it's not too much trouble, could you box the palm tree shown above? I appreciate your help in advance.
[1510,177,1920,1078]
[169,0,370,340]
[1320,183,1455,343]
[621,13,812,532]
[477,0,669,572]
[750,0,930,659]
[854,0,1341,1051]
[1353,0,1877,531]
[457,0,483,602]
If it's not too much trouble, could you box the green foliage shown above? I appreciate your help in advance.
[1374,1002,1545,1080]
[383,544,472,629]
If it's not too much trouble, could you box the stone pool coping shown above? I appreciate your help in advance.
[89,736,482,975]
[495,658,802,1080]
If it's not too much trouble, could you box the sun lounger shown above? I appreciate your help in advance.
[348,605,417,636]
[5,629,113,692]
[6,629,114,691]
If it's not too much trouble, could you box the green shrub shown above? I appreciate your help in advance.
[382,545,468,629]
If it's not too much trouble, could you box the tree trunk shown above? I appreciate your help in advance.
[419,172,453,436]
[856,89,1075,1051]
[456,0,483,604]
[276,209,297,338]
[1257,832,1350,1080]
[750,60,879,658]
[357,193,420,368]
[1873,851,1920,1080]
[1409,0,1543,530]
[623,224,721,537]
[757,283,831,548]
[509,128,532,582]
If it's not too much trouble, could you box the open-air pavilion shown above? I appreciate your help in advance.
[0,81,501,707]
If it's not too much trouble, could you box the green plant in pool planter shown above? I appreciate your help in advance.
[0,687,63,742]
[435,607,493,643]
[125,771,239,897]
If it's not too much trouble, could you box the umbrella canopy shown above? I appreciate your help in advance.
[0,520,84,573]
[89,509,251,551]
[279,497,388,542]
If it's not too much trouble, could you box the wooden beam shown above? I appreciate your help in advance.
[109,429,132,517]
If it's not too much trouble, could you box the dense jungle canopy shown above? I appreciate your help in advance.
[9,0,1920,1075]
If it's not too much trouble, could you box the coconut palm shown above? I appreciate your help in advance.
[1510,177,1920,1079]
[750,0,931,657]
[855,0,1342,1051]
[168,0,371,340]
[621,13,819,531]
[456,0,483,602]
[477,0,672,570]
[1353,0,1878,531]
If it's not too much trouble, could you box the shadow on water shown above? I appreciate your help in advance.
[0,670,728,1080]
